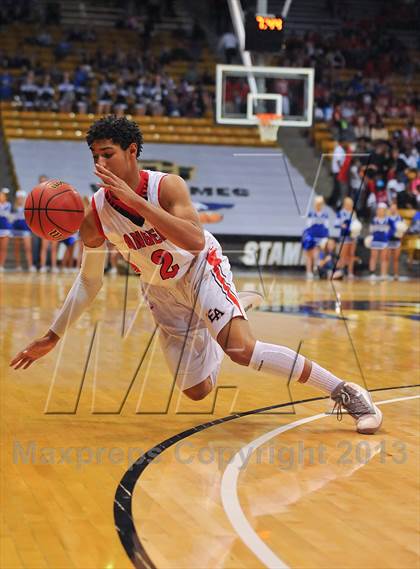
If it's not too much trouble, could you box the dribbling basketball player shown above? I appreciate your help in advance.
[11,116,382,434]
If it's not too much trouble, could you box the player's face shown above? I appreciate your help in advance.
[90,140,136,181]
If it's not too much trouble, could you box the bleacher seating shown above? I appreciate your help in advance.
[0,17,275,147]
[0,104,273,146]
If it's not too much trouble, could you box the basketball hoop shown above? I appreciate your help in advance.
[256,113,282,141]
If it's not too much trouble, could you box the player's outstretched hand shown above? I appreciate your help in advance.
[10,330,60,370]
[94,164,136,207]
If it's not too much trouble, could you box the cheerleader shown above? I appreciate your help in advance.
[0,188,12,272]
[12,190,36,272]
[334,197,361,279]
[302,195,329,279]
[39,239,58,273]
[367,202,390,280]
[387,202,407,280]
[60,233,79,272]
[318,238,338,279]
[76,196,91,268]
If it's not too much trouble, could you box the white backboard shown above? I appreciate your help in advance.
[216,64,314,127]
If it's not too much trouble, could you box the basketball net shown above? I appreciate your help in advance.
[256,113,282,142]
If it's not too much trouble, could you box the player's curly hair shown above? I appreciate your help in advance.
[86,115,143,157]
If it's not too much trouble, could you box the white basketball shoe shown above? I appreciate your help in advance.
[238,291,264,313]
[330,381,383,434]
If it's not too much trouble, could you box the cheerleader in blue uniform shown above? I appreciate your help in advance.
[387,201,406,280]
[12,191,36,272]
[302,195,329,279]
[368,202,390,280]
[334,197,360,279]
[60,233,80,272]
[0,188,12,272]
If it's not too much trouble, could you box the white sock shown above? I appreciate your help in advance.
[249,341,342,394]
[305,361,343,393]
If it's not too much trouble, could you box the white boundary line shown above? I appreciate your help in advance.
[220,394,420,569]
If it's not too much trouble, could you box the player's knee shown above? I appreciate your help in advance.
[183,377,213,401]
[226,341,255,367]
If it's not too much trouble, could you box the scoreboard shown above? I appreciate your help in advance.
[245,13,285,52]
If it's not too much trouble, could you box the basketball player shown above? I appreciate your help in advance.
[10,116,382,434]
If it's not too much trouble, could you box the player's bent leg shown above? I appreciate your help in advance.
[183,376,213,401]
[217,315,382,434]
[216,316,256,366]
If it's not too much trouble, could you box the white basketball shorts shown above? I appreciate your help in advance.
[141,234,247,390]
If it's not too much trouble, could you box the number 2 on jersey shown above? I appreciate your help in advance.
[151,249,179,280]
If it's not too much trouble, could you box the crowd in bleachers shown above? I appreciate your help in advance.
[279,17,420,234]
[299,6,420,279]
[0,64,212,118]
[0,0,213,118]
[330,136,419,212]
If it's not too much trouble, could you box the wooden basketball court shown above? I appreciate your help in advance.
[1,272,419,568]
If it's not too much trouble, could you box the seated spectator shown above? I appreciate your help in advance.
[399,145,417,170]
[402,120,419,145]
[326,49,346,69]
[397,184,418,210]
[113,78,130,117]
[374,176,388,205]
[410,169,420,197]
[20,71,39,109]
[164,92,181,117]
[407,210,420,235]
[0,70,13,100]
[318,238,339,279]
[74,81,90,114]
[58,71,75,112]
[387,175,406,203]
[354,115,371,140]
[134,78,147,116]
[371,120,389,142]
[38,75,55,110]
[54,38,71,61]
[36,30,53,47]
[97,76,115,115]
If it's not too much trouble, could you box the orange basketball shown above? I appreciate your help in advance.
[25,180,85,240]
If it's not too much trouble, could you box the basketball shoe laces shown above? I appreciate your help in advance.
[331,384,373,422]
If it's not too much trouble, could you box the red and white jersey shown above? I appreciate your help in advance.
[92,169,198,286]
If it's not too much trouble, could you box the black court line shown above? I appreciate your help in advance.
[114,383,420,569]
